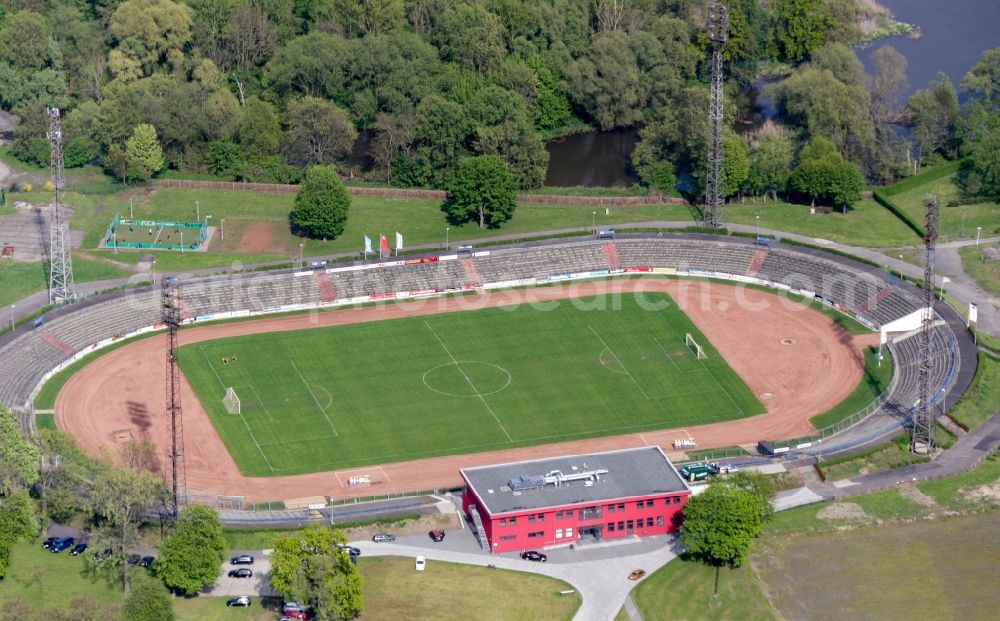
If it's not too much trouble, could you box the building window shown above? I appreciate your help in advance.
[626,520,634,530]
[646,500,655,509]
[500,518,506,527]
[556,511,563,519]
[656,516,664,527]
[528,514,535,524]
[500,535,516,541]
[665,497,671,506]
[528,531,544,538]
[608,523,615,532]
[565,509,574,519]
[538,513,545,522]
[636,501,643,510]
[608,504,615,513]
[618,503,625,511]
[555,529,563,539]
[617,521,624,531]
[646,517,654,527]
[673,496,682,504]
[580,506,602,521]
[509,517,516,525]
[566,527,574,537]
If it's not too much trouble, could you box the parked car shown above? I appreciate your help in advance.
[415,556,426,572]
[229,554,254,565]
[336,544,360,556]
[226,596,251,607]
[228,568,253,578]
[50,537,75,553]
[283,610,306,620]
[70,543,88,556]
[428,530,445,542]
[41,537,56,549]
[372,533,395,543]
[282,602,306,613]
[126,554,141,566]
[520,551,547,562]
[628,569,647,581]
[139,556,155,568]
[93,548,113,563]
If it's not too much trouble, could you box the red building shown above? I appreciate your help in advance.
[460,446,691,553]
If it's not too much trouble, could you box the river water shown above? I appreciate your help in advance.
[858,0,1000,99]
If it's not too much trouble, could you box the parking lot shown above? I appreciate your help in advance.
[208,552,276,597]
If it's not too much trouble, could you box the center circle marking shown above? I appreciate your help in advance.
[422,361,512,398]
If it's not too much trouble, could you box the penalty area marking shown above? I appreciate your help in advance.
[425,321,513,442]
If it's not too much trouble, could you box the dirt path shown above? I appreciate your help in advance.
[55,280,877,503]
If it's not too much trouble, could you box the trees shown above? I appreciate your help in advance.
[446,156,518,229]
[564,31,645,130]
[722,133,750,198]
[0,405,40,495]
[110,0,194,74]
[290,165,351,239]
[772,0,835,63]
[156,505,227,595]
[437,3,506,75]
[123,574,175,621]
[0,11,51,71]
[961,47,1000,105]
[958,116,1000,200]
[0,493,39,579]
[907,73,960,165]
[270,527,363,621]
[679,482,764,594]
[789,136,865,211]
[283,97,357,169]
[236,96,282,166]
[87,466,164,592]
[748,130,793,200]
[124,124,165,182]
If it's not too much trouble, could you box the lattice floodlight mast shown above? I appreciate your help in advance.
[704,1,729,228]
[911,195,939,454]
[47,108,75,304]
[163,280,186,518]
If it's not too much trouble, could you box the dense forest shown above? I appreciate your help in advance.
[1,0,998,204]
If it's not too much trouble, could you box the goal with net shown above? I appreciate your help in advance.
[685,333,707,360]
[222,387,240,415]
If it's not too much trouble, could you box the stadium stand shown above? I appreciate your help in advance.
[0,236,975,459]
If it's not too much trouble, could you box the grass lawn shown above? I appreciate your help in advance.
[917,453,1000,508]
[809,347,893,430]
[630,553,781,621]
[0,540,123,617]
[178,292,763,476]
[0,256,132,308]
[817,436,928,481]
[174,597,278,621]
[959,243,1000,299]
[889,174,1000,242]
[723,199,920,247]
[947,354,1000,431]
[753,512,1000,621]
[356,556,580,621]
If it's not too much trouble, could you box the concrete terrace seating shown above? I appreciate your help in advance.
[0,236,969,458]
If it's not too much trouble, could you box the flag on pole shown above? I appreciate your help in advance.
[395,231,403,250]
[380,234,389,255]
[364,235,372,254]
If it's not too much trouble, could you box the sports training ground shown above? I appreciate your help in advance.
[0,234,979,507]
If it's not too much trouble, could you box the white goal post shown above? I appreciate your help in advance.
[223,387,240,415]
[685,333,707,360]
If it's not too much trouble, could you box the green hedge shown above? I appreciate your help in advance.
[881,160,963,196]
[872,189,925,237]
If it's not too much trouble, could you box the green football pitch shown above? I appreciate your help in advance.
[177,292,764,476]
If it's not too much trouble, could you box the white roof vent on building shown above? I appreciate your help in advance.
[487,489,494,494]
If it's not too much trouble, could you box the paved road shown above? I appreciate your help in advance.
[353,526,680,621]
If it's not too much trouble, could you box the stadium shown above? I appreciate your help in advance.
[0,234,979,508]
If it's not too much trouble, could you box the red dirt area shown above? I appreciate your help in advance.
[55,280,879,503]
[236,220,286,254]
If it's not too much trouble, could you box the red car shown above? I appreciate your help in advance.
[428,530,445,542]
[283,610,306,620]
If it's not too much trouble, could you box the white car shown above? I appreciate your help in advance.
[415,556,426,572]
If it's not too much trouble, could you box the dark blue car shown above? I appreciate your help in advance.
[50,537,75,553]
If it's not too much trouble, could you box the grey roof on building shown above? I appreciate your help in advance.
[461,446,690,516]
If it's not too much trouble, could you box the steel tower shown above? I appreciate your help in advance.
[47,108,75,303]
[704,0,729,228]
[911,195,939,454]
[163,280,187,517]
